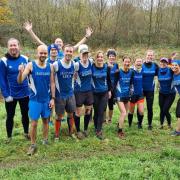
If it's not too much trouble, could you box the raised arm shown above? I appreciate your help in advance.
[23,21,46,46]
[73,27,93,51]
[17,62,32,83]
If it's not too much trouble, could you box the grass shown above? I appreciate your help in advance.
[0,46,180,179]
[0,92,179,180]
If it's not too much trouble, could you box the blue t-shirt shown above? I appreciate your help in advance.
[158,67,175,94]
[132,69,143,96]
[0,54,29,98]
[92,64,109,93]
[29,61,51,103]
[116,69,134,98]
[142,62,158,91]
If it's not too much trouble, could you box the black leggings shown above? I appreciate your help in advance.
[176,98,180,118]
[93,92,108,132]
[143,91,154,126]
[108,92,115,110]
[159,93,176,125]
[5,96,29,138]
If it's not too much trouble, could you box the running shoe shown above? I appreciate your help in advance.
[83,130,89,137]
[96,131,105,140]
[5,137,12,144]
[42,139,48,145]
[76,132,85,140]
[24,133,30,140]
[171,130,180,136]
[27,144,37,156]
[118,131,125,139]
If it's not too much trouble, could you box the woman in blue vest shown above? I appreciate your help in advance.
[128,58,144,129]
[73,44,94,139]
[171,61,180,136]
[92,51,112,140]
[104,49,119,124]
[115,57,134,138]
[142,50,158,130]
[158,57,176,129]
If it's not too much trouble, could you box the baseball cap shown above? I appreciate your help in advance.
[78,44,89,54]
[160,57,168,63]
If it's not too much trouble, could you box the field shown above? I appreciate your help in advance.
[0,46,179,179]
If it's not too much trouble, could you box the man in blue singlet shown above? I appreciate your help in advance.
[53,44,76,140]
[18,45,55,155]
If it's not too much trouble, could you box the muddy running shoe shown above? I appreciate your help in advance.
[118,131,125,139]
[42,139,48,145]
[5,137,12,144]
[24,133,30,140]
[171,130,180,136]
[54,136,59,142]
[27,144,37,156]
[76,132,84,140]
[108,119,112,124]
[168,125,173,130]
[96,131,105,140]
[83,130,89,137]
[69,133,77,139]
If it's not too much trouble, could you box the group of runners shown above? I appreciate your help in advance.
[0,22,179,156]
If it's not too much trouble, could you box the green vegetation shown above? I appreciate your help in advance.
[0,92,179,179]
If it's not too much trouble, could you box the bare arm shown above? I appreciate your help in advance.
[73,27,93,51]
[50,64,55,98]
[17,62,32,83]
[23,21,46,45]
[49,64,55,108]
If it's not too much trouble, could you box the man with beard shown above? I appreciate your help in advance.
[18,45,55,155]
[0,38,30,142]
[53,44,76,140]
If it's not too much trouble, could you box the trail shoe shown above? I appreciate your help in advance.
[118,131,125,139]
[5,137,12,144]
[42,139,48,145]
[27,144,37,156]
[138,124,143,129]
[54,136,60,142]
[83,130,89,137]
[76,132,84,140]
[148,125,153,130]
[69,133,77,139]
[24,133,30,140]
[96,131,105,140]
[168,125,173,130]
[171,130,180,136]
